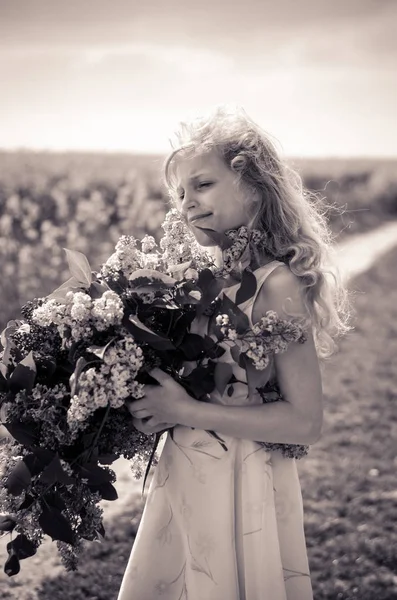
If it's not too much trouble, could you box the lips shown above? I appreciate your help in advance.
[188,213,212,224]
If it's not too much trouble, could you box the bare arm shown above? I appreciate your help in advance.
[180,265,323,445]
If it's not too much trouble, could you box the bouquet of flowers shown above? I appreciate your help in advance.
[0,210,309,576]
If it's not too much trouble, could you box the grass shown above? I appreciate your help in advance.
[1,245,389,599]
[300,244,397,599]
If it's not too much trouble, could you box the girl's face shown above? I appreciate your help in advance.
[174,149,256,247]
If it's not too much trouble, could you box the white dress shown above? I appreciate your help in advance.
[117,260,313,600]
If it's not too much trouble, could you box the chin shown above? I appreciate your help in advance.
[190,228,218,247]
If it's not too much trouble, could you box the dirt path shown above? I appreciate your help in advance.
[1,220,397,598]
[334,221,397,282]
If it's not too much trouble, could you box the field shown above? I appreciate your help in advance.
[1,150,397,330]
[1,243,396,600]
[0,151,397,599]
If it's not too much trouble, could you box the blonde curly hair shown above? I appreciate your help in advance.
[163,105,352,358]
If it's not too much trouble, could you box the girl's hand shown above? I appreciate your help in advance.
[126,367,197,430]
[131,417,176,435]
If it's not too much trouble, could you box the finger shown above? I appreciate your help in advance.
[131,408,152,418]
[125,399,146,412]
[133,418,175,435]
[125,401,151,418]
[148,367,170,385]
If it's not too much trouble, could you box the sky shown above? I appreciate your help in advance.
[0,0,396,157]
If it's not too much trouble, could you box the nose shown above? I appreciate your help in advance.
[180,189,198,217]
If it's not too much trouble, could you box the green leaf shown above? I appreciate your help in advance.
[96,521,106,539]
[88,481,118,501]
[196,269,225,315]
[43,491,66,511]
[37,356,57,378]
[170,311,196,346]
[38,504,75,545]
[168,260,193,280]
[180,363,216,399]
[7,534,37,560]
[9,351,36,394]
[0,368,9,392]
[63,248,93,287]
[47,276,85,300]
[39,455,75,486]
[203,336,226,359]
[18,494,36,511]
[178,334,207,361]
[87,338,117,360]
[235,269,257,306]
[0,515,16,533]
[3,421,39,448]
[69,356,88,396]
[197,268,215,290]
[238,352,247,369]
[98,453,118,465]
[24,448,55,476]
[216,294,250,334]
[5,460,32,496]
[174,286,201,305]
[230,344,241,365]
[82,431,97,449]
[0,320,24,367]
[77,463,114,486]
[123,314,175,351]
[89,281,110,299]
[214,362,234,396]
[4,552,20,576]
[128,269,176,286]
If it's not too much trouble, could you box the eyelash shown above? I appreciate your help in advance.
[177,182,213,200]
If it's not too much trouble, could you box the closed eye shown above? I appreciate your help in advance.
[176,181,213,201]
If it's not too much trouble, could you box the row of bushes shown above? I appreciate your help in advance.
[1,151,396,330]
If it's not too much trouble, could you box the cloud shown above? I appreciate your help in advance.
[1,0,396,77]
[0,0,395,155]
[1,0,395,49]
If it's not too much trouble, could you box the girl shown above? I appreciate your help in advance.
[117,106,350,600]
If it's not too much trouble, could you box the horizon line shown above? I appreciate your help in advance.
[0,147,396,162]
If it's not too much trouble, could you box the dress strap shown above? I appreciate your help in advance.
[245,260,286,325]
[254,260,286,293]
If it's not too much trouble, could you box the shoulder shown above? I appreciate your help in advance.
[252,263,308,322]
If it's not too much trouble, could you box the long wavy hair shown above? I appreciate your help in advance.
[163,105,352,359]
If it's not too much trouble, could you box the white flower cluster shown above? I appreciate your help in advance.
[160,209,214,274]
[215,314,238,340]
[99,210,213,285]
[243,341,271,370]
[32,290,124,345]
[67,336,144,437]
[214,310,306,371]
[243,311,306,369]
[90,291,124,330]
[31,299,69,328]
[101,235,140,278]
[101,234,161,279]
[251,310,279,336]
[141,235,157,254]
